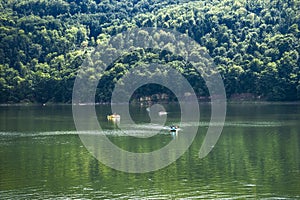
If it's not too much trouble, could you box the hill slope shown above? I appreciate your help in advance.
[0,0,299,103]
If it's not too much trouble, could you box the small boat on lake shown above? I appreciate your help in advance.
[158,111,168,116]
[170,125,179,132]
[107,113,120,121]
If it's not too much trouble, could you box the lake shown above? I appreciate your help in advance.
[0,103,299,199]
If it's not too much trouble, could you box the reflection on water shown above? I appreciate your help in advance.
[0,104,300,199]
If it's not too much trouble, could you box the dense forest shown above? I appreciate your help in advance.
[0,0,299,103]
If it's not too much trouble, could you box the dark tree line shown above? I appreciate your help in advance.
[0,0,299,103]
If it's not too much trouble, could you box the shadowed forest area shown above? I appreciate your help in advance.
[0,0,299,103]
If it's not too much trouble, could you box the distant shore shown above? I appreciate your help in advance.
[1,100,300,107]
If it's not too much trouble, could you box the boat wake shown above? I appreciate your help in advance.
[0,129,170,138]
[0,120,284,138]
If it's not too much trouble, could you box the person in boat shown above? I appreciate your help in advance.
[111,113,119,117]
[107,113,120,120]
[170,125,179,132]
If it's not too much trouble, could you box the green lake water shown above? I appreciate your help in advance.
[0,103,299,199]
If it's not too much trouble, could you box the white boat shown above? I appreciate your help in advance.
[169,125,179,132]
[158,111,168,116]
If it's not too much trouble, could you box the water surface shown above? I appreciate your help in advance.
[0,103,299,199]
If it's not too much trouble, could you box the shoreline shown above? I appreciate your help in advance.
[1,100,300,107]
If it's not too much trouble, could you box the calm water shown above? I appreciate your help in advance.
[0,103,299,199]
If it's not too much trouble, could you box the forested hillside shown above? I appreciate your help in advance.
[0,0,299,103]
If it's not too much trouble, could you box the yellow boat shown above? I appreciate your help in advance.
[107,114,120,121]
